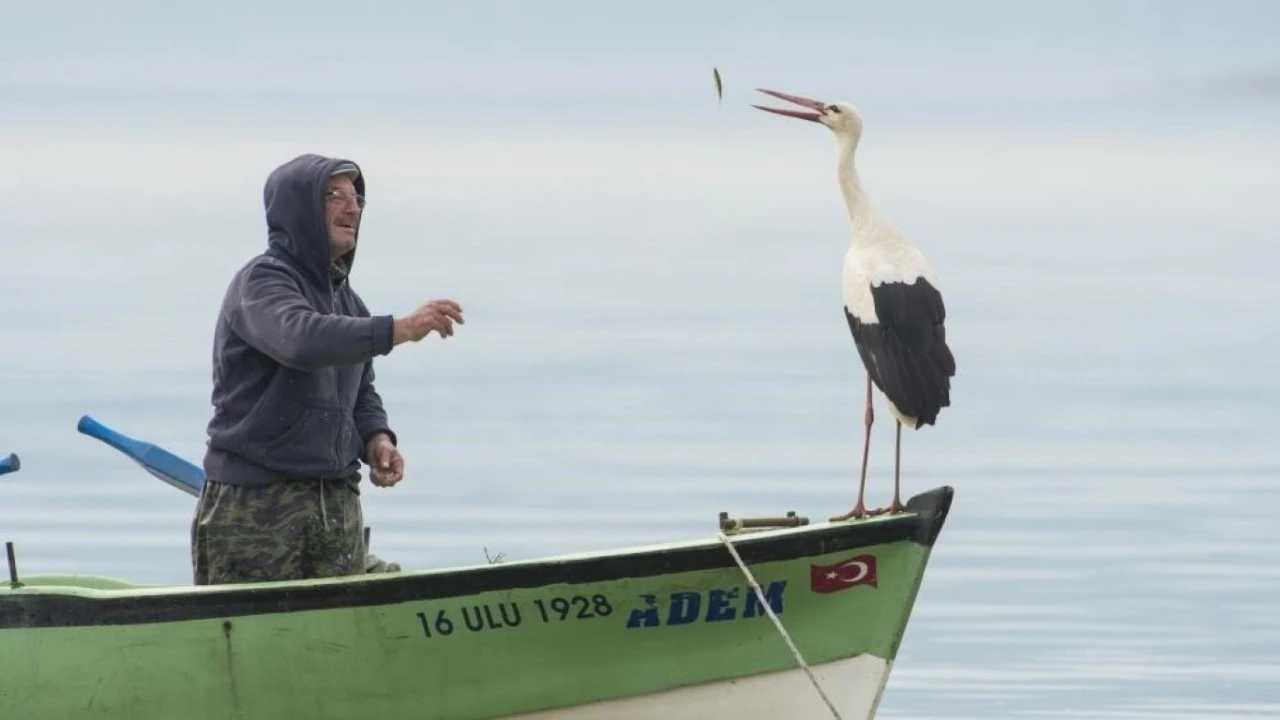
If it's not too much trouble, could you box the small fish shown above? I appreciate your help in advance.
[713,67,723,104]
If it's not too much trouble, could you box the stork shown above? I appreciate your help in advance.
[752,88,956,521]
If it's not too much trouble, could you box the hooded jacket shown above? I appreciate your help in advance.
[202,153,396,487]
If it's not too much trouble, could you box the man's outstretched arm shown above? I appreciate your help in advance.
[230,262,395,371]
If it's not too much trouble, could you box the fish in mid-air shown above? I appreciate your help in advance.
[713,67,723,104]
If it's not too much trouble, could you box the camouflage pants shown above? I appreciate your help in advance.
[191,477,365,585]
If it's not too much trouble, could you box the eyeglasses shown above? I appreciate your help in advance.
[325,189,366,209]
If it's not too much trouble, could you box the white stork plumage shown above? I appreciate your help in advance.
[752,88,956,521]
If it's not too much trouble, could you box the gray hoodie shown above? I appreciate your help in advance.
[202,153,396,487]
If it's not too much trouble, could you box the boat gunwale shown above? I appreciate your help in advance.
[0,485,952,630]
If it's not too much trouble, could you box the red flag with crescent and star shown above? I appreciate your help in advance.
[809,554,878,593]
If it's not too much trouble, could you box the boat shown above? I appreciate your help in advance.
[0,418,955,719]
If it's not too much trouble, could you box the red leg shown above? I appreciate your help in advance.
[865,420,905,516]
[889,420,904,513]
[831,373,874,521]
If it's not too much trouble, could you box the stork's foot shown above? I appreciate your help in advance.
[865,498,906,516]
[832,499,906,521]
[829,501,870,522]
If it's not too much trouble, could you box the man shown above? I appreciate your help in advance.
[191,153,464,585]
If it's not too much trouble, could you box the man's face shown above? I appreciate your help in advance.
[325,174,362,258]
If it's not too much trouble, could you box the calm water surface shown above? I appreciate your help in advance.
[1,102,1277,719]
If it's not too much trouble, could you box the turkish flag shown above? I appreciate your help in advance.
[809,554,878,594]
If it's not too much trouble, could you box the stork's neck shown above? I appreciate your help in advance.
[834,134,877,239]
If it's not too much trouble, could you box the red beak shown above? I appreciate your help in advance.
[751,88,826,123]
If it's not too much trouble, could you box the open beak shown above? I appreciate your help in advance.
[751,88,826,123]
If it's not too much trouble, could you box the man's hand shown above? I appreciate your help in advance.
[394,299,465,345]
[366,433,404,487]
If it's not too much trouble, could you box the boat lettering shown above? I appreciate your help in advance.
[624,580,787,629]
[415,601,523,638]
[416,609,457,638]
[413,594,614,639]
[532,594,613,623]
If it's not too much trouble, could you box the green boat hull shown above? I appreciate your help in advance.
[0,486,953,719]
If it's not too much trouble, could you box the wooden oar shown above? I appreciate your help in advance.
[0,453,19,477]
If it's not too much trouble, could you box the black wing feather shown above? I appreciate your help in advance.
[844,278,955,427]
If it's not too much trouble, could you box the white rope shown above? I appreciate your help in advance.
[716,530,845,720]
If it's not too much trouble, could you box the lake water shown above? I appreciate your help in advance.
[3,54,1279,720]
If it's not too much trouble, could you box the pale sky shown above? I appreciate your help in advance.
[4,0,1277,125]
[2,0,1276,274]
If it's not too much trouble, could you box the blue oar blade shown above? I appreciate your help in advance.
[136,453,204,498]
[76,415,204,497]
[0,453,19,476]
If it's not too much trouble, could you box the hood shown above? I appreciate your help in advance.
[262,153,366,291]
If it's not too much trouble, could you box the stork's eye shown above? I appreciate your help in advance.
[827,105,841,113]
